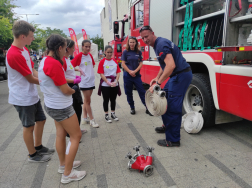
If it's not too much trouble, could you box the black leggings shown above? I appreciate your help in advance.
[67,83,83,138]
[101,86,118,112]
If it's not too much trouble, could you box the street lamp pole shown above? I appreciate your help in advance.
[19,14,39,22]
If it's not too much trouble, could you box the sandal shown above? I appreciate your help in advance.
[157,139,180,147]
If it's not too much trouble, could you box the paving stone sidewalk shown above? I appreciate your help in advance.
[0,65,252,188]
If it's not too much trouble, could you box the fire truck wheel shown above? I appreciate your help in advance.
[182,73,215,127]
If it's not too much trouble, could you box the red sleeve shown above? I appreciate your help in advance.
[113,59,121,73]
[89,53,95,65]
[43,58,67,86]
[71,53,82,67]
[62,57,67,71]
[7,53,32,77]
[97,59,105,74]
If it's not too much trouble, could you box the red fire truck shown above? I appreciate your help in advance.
[108,39,122,67]
[114,0,252,126]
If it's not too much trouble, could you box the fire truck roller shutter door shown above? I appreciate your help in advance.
[182,73,215,127]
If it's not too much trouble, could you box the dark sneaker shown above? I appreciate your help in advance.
[28,153,51,163]
[130,109,136,115]
[36,146,55,155]
[146,109,153,116]
[111,113,119,121]
[157,139,180,147]
[155,125,165,133]
[105,114,112,123]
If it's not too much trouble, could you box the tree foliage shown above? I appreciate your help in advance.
[44,27,68,38]
[0,0,68,52]
[90,34,104,50]
[0,0,17,49]
[26,25,68,52]
[0,0,17,22]
[0,16,13,49]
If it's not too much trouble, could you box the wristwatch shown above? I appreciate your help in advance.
[156,81,161,85]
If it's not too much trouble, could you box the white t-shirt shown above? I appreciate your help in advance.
[63,56,76,80]
[99,50,103,55]
[38,56,72,109]
[71,52,95,88]
[97,58,121,87]
[6,45,39,106]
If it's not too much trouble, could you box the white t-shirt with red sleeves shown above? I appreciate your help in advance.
[71,52,95,88]
[63,56,76,80]
[38,56,72,109]
[97,58,121,87]
[6,45,39,106]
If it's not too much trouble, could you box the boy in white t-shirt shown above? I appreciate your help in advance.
[6,20,55,163]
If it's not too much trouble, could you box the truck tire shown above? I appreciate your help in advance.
[182,73,215,127]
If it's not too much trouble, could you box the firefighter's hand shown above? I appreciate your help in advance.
[129,70,136,77]
[150,78,158,86]
[149,84,156,93]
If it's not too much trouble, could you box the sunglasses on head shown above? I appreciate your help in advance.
[139,26,153,33]
[129,36,136,39]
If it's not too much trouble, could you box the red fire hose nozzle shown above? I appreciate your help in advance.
[125,146,155,177]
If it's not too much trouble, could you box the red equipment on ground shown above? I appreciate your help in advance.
[125,146,154,177]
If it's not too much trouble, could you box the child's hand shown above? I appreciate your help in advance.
[106,81,112,86]
[73,76,81,84]
[79,68,85,76]
[111,81,117,87]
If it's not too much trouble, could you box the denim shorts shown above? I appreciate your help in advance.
[44,104,75,122]
[14,100,46,127]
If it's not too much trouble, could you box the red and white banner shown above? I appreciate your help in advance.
[68,28,79,57]
[82,29,88,40]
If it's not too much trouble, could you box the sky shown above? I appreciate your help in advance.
[13,0,105,38]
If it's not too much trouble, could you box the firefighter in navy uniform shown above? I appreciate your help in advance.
[140,26,192,147]
[121,36,152,116]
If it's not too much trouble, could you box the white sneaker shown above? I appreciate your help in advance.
[58,161,82,174]
[61,169,86,184]
[90,119,99,128]
[82,117,90,125]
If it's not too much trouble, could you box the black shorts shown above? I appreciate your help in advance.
[80,86,95,91]
[14,100,46,128]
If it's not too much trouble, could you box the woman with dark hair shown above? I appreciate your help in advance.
[97,45,121,122]
[38,34,86,184]
[121,36,152,115]
[71,40,99,128]
[63,39,87,140]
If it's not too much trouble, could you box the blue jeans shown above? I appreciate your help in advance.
[161,70,192,142]
[123,72,146,109]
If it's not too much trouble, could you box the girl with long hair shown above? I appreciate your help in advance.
[97,45,121,122]
[38,34,86,184]
[71,40,99,128]
[63,39,87,139]
[121,36,152,116]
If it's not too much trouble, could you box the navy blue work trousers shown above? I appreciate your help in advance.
[162,70,192,142]
[123,72,146,109]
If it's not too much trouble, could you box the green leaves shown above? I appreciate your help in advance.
[26,25,68,52]
[90,34,104,50]
[0,16,13,48]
